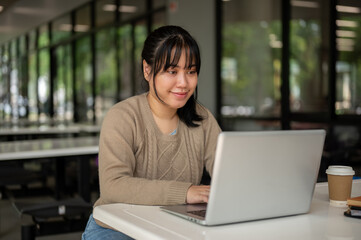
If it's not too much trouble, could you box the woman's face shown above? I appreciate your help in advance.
[144,50,198,110]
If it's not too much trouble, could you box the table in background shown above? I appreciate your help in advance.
[94,180,361,240]
[0,136,99,202]
[0,124,101,141]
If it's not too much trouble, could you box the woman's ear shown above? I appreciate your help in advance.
[143,59,151,81]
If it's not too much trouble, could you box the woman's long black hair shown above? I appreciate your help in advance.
[141,25,203,127]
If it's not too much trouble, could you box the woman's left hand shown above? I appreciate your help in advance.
[186,185,210,204]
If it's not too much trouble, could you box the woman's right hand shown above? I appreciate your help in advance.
[186,185,210,204]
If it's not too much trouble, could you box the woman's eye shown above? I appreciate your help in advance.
[168,70,176,74]
[188,70,197,75]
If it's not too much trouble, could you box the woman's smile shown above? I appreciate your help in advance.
[171,91,189,99]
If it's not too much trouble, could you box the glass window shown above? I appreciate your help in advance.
[28,30,37,50]
[10,60,19,122]
[75,36,93,123]
[14,37,29,121]
[152,9,166,31]
[19,35,27,56]
[95,28,117,123]
[10,40,17,59]
[120,0,146,22]
[134,21,148,94]
[221,0,282,119]
[0,47,4,121]
[290,0,328,113]
[38,49,50,123]
[75,4,91,33]
[18,54,28,120]
[118,24,133,100]
[222,118,281,131]
[28,52,38,122]
[154,0,167,9]
[38,24,49,48]
[9,40,20,122]
[335,0,361,115]
[290,121,328,131]
[52,14,72,44]
[1,46,10,122]
[54,45,73,123]
[96,0,115,27]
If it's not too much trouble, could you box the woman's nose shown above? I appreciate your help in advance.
[176,73,187,87]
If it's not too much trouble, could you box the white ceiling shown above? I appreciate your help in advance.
[0,0,90,45]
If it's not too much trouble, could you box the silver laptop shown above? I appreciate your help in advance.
[161,129,326,225]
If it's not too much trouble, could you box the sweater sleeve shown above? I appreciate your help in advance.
[98,105,192,206]
[201,109,222,177]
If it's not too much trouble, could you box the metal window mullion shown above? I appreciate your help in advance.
[131,22,136,95]
[115,0,121,102]
[147,0,152,33]
[329,0,337,123]
[71,10,78,123]
[216,0,222,127]
[49,22,54,120]
[91,0,96,124]
[7,41,12,121]
[35,29,40,123]
[24,34,30,119]
[281,0,291,130]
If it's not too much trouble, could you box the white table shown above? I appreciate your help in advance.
[0,137,99,202]
[0,124,101,141]
[0,125,81,136]
[94,179,361,240]
[0,136,99,161]
[76,124,102,134]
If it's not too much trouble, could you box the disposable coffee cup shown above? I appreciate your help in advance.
[326,165,355,207]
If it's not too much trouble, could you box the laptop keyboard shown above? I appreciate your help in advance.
[187,210,206,218]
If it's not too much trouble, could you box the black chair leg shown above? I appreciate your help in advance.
[21,224,36,240]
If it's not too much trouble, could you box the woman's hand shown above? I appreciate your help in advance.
[186,185,210,204]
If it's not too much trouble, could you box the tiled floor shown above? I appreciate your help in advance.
[0,196,84,240]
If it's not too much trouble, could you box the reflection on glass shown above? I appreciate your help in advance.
[54,45,73,122]
[336,0,361,115]
[95,28,116,123]
[134,21,147,94]
[28,52,38,121]
[96,0,115,27]
[52,14,72,44]
[118,24,133,99]
[76,36,93,123]
[221,0,282,118]
[290,0,328,113]
[38,49,50,123]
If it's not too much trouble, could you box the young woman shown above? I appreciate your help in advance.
[82,25,221,240]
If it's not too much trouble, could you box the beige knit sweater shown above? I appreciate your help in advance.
[94,93,221,211]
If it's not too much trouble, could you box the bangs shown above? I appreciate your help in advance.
[153,35,201,76]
